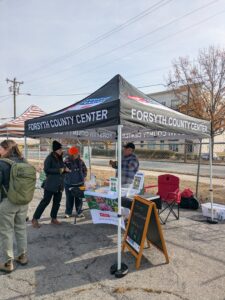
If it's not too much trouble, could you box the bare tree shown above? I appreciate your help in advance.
[168,46,225,154]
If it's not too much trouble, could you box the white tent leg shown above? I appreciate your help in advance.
[24,136,27,160]
[38,143,41,169]
[196,139,202,198]
[117,125,122,271]
[115,141,118,161]
[209,137,214,221]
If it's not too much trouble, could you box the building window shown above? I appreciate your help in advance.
[148,142,156,150]
[160,140,164,150]
[171,99,180,110]
[186,141,193,153]
[169,143,179,152]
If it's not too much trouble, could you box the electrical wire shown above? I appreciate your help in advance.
[19,0,172,78]
[61,7,225,82]
[25,0,220,85]
[0,96,11,103]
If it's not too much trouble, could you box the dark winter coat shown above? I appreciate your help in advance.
[64,156,87,187]
[44,152,65,193]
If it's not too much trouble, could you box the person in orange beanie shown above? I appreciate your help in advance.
[68,146,79,156]
[64,146,87,218]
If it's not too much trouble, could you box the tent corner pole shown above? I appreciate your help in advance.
[195,139,202,198]
[117,125,122,271]
[209,137,215,223]
[24,136,28,160]
[88,140,92,180]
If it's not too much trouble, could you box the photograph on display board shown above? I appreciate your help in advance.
[85,195,118,212]
[110,177,118,192]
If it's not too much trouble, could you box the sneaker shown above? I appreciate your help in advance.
[77,213,85,218]
[32,219,41,228]
[16,253,28,266]
[0,260,14,273]
[64,214,72,218]
[51,218,61,225]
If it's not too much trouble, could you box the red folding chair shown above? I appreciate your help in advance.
[157,174,181,224]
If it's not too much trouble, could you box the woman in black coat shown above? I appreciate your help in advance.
[32,141,70,228]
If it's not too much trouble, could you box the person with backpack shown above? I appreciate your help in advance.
[0,139,36,273]
[64,146,87,218]
[32,140,70,228]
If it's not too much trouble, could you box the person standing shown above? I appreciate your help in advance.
[0,140,29,273]
[64,146,87,218]
[109,142,139,185]
[32,140,70,228]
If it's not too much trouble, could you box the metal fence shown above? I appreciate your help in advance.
[25,141,225,203]
[24,141,225,166]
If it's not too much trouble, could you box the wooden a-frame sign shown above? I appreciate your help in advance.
[122,195,169,269]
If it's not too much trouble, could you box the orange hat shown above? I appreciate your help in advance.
[68,146,79,155]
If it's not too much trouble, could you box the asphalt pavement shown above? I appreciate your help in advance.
[92,158,225,178]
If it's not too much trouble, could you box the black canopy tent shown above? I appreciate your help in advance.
[25,74,210,140]
[25,74,213,272]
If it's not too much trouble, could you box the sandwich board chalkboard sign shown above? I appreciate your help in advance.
[122,195,169,269]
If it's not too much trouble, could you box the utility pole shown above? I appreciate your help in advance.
[6,78,24,119]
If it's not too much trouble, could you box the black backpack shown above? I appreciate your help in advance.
[180,196,199,210]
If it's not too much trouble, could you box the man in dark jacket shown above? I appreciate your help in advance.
[64,146,87,218]
[32,141,70,228]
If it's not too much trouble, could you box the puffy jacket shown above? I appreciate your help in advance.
[44,152,65,193]
[0,156,24,199]
[64,156,87,186]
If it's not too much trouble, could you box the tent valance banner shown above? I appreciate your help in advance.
[25,75,210,140]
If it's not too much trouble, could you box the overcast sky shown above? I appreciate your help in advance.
[0,0,225,120]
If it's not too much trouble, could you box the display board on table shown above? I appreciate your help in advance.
[126,172,145,197]
[84,188,125,229]
[122,195,169,269]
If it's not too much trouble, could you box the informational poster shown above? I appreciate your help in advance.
[83,146,92,168]
[132,172,144,191]
[127,172,145,197]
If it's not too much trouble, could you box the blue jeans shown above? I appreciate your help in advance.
[65,186,83,215]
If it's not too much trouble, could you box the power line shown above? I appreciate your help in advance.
[0,96,11,103]
[27,92,90,97]
[61,6,225,83]
[25,0,219,85]
[18,82,170,98]
[0,94,11,98]
[20,0,173,79]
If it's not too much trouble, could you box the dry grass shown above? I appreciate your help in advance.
[33,160,225,205]
[91,167,225,205]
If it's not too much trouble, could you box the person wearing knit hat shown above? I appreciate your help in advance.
[64,146,87,218]
[52,140,63,152]
[32,140,70,228]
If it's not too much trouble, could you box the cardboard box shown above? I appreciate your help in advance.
[202,203,225,220]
